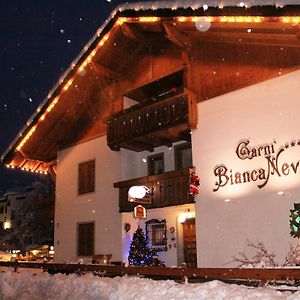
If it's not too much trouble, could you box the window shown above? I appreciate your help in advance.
[11,210,15,220]
[148,153,164,176]
[174,142,192,170]
[77,222,94,256]
[146,219,167,251]
[78,160,95,194]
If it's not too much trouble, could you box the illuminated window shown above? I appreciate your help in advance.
[77,222,94,256]
[78,160,95,194]
[146,219,167,251]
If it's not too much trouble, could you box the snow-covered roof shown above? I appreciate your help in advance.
[116,0,300,11]
[2,0,300,170]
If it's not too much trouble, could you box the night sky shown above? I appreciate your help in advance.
[0,0,139,196]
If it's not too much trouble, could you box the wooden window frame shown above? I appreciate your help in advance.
[147,153,165,176]
[146,219,167,251]
[174,142,192,170]
[77,222,95,257]
[78,159,95,195]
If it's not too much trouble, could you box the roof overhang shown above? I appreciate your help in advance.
[2,0,300,175]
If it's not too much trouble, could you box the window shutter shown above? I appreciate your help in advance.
[78,160,95,194]
[78,223,94,256]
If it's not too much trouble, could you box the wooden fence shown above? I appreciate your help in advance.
[1,261,300,287]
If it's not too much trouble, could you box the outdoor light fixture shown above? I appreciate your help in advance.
[178,209,193,223]
[128,186,150,199]
[3,221,11,230]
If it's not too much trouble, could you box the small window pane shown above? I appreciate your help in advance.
[146,219,167,251]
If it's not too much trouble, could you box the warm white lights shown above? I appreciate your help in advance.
[4,221,11,230]
[282,17,300,23]
[138,17,159,23]
[178,209,194,223]
[9,10,300,174]
[6,164,47,175]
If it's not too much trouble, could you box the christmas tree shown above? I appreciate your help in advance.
[128,227,155,266]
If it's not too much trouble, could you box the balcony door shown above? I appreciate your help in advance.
[182,218,197,267]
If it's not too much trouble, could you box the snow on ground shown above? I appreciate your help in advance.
[1,271,300,300]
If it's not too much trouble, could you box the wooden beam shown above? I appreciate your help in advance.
[125,139,154,152]
[162,21,191,48]
[90,61,120,80]
[121,23,148,46]
[191,31,300,48]
[47,165,56,183]
[293,24,300,43]
[143,134,172,148]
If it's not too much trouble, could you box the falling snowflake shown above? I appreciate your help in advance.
[60,29,64,34]
[67,39,71,43]
[195,17,211,32]
[28,98,33,102]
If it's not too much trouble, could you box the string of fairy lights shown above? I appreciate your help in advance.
[4,8,300,174]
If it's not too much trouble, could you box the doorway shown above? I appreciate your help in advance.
[182,218,197,267]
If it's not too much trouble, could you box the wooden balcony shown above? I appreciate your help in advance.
[107,88,197,152]
[114,168,194,213]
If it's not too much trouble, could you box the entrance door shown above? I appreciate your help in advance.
[182,218,197,267]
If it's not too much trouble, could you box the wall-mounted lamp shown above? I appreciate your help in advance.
[178,209,193,223]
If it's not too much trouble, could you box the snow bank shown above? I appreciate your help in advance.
[0,271,300,300]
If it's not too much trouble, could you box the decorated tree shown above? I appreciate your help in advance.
[128,227,155,266]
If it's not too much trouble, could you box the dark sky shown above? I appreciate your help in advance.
[0,0,139,196]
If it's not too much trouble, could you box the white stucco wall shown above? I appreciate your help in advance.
[120,142,186,181]
[55,136,122,262]
[121,204,195,267]
[120,142,194,267]
[192,70,300,267]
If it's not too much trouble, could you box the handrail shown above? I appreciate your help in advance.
[107,88,197,151]
[114,168,194,212]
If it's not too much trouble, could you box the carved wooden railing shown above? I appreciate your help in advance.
[114,168,194,213]
[107,88,197,151]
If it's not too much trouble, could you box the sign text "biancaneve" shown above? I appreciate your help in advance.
[213,139,300,192]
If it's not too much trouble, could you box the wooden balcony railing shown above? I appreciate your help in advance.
[114,168,194,213]
[107,88,197,152]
